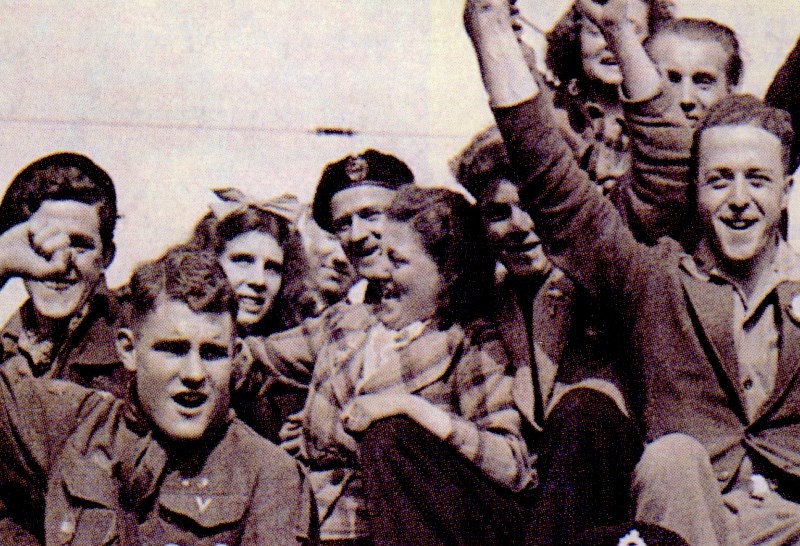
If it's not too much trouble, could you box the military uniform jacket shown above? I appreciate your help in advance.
[0,372,317,545]
[0,284,132,399]
[495,91,800,489]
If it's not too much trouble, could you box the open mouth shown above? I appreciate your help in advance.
[506,238,541,255]
[237,294,265,310]
[41,278,78,291]
[721,217,758,231]
[599,55,618,67]
[173,391,208,410]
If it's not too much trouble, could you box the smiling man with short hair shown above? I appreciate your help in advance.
[465,0,800,543]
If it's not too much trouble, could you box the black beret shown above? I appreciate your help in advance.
[312,149,414,232]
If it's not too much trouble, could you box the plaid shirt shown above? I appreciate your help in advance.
[245,301,533,540]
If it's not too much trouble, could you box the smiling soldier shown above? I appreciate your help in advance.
[0,246,317,545]
[465,0,800,544]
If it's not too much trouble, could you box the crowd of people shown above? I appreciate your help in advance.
[0,0,798,544]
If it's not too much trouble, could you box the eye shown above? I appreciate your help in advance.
[263,259,283,274]
[332,218,351,235]
[229,253,255,265]
[200,344,228,361]
[704,175,729,190]
[387,250,409,267]
[357,209,382,222]
[667,71,682,84]
[151,340,190,356]
[693,73,717,89]
[69,234,97,253]
[483,204,513,223]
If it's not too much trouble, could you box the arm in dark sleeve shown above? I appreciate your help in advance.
[494,93,649,305]
[619,90,695,243]
[0,373,103,544]
[766,35,800,172]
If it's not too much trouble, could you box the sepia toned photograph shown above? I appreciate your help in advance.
[0,1,798,544]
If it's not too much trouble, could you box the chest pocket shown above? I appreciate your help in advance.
[155,493,250,545]
[58,450,119,545]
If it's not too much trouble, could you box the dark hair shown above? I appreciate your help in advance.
[384,186,495,326]
[0,152,117,250]
[683,94,794,247]
[187,207,308,334]
[451,126,514,201]
[645,18,742,87]
[545,0,674,112]
[128,246,237,328]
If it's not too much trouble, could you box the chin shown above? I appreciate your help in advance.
[27,289,87,319]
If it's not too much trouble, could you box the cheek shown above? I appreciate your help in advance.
[266,272,283,296]
[220,261,246,288]
[75,252,105,279]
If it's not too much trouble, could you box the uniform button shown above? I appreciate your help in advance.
[181,479,190,487]
[743,377,753,390]
[199,477,210,489]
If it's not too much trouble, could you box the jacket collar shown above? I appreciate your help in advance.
[1,281,122,370]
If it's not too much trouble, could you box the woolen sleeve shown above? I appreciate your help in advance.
[445,334,534,492]
[766,35,800,172]
[621,89,694,243]
[493,94,648,305]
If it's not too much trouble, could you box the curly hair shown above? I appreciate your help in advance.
[384,186,495,326]
[451,125,514,202]
[186,206,308,334]
[545,0,674,99]
[128,245,237,329]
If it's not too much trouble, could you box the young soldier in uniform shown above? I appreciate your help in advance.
[0,246,317,545]
[0,152,132,544]
[0,152,130,396]
[466,0,800,544]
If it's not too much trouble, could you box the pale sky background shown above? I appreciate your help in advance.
[0,0,799,320]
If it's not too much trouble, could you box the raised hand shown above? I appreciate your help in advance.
[0,212,71,283]
[576,0,632,35]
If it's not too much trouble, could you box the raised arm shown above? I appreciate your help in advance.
[577,0,694,243]
[464,0,649,302]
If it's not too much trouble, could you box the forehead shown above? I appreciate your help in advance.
[330,186,396,221]
[222,230,283,262]
[479,179,520,206]
[698,125,784,171]
[36,199,102,234]
[649,32,729,73]
[136,296,234,344]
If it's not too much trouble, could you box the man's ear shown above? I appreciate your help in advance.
[101,241,116,269]
[782,175,794,210]
[116,328,137,372]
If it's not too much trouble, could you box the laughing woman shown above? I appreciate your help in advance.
[291,186,534,546]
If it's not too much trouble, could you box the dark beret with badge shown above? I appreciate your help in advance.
[312,149,414,231]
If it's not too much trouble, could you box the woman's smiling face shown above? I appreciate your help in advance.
[377,220,442,330]
[218,230,284,330]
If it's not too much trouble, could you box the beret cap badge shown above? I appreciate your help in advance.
[344,156,369,183]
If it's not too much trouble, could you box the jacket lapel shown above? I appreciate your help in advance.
[680,271,747,416]
[494,284,531,372]
[532,272,573,404]
[755,282,800,422]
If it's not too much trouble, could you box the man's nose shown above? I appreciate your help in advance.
[679,80,697,113]
[509,206,534,232]
[180,351,207,385]
[728,176,751,210]
[351,215,372,242]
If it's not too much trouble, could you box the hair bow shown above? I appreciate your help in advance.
[210,187,302,224]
